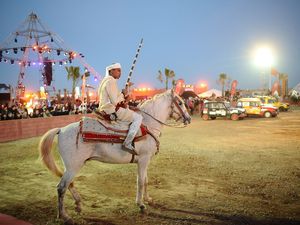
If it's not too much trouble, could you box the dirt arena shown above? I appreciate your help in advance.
[0,110,299,225]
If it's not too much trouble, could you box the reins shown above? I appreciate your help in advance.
[130,97,188,128]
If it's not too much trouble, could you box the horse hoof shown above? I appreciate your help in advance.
[139,204,147,214]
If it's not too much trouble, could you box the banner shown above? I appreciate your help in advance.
[175,79,185,95]
[230,80,238,97]
[272,81,280,95]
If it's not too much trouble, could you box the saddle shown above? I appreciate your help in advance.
[79,116,149,143]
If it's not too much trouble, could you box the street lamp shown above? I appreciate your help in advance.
[254,46,274,92]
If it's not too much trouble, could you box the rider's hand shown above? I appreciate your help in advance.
[122,89,129,99]
[109,112,117,121]
[122,88,127,95]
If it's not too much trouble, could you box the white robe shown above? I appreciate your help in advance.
[98,76,134,121]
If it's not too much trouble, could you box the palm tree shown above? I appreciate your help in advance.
[165,68,175,90]
[63,88,67,104]
[218,73,228,97]
[157,70,164,83]
[65,66,80,104]
[157,68,176,90]
[226,76,232,91]
[57,89,62,104]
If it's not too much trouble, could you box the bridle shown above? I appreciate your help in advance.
[135,91,191,128]
[169,95,187,123]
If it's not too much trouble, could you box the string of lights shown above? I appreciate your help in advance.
[0,12,100,101]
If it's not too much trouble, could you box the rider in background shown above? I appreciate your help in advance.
[97,63,142,155]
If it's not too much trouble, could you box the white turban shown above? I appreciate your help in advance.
[105,63,121,77]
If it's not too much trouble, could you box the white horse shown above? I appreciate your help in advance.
[39,89,191,224]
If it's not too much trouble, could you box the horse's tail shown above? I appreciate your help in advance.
[39,128,63,177]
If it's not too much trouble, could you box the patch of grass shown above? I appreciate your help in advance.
[0,112,300,225]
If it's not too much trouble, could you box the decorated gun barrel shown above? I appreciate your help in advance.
[125,38,143,89]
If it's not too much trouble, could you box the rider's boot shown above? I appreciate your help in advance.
[122,113,142,155]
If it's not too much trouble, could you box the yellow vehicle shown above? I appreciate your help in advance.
[237,98,278,118]
[257,96,289,112]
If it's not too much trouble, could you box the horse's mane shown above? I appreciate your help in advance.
[137,90,171,110]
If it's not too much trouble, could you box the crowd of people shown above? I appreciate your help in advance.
[0,93,234,121]
[0,100,99,121]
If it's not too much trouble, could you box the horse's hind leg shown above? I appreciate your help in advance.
[69,183,82,213]
[57,171,77,225]
[144,175,153,203]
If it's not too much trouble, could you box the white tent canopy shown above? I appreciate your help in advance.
[198,89,222,98]
[290,83,300,97]
[292,83,300,93]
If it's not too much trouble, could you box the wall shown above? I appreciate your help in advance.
[0,114,93,143]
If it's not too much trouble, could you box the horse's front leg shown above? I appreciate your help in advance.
[136,156,150,212]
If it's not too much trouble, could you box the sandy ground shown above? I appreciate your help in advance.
[0,110,299,225]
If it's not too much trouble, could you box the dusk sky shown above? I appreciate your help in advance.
[0,0,300,93]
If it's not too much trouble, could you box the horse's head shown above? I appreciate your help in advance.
[169,89,191,125]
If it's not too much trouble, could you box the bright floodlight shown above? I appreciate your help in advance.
[254,47,274,67]
[200,82,207,88]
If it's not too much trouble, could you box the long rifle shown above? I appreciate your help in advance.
[125,38,143,91]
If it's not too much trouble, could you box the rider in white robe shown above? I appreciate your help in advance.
[98,63,142,155]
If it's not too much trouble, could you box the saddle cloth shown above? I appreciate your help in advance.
[80,116,148,143]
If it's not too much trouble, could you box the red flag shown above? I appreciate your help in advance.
[230,80,238,97]
[272,81,280,95]
[271,68,279,76]
[175,79,185,95]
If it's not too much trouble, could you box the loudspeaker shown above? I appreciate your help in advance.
[43,61,53,86]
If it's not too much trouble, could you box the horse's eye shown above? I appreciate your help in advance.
[178,102,182,106]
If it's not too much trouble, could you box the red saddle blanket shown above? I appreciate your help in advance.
[80,117,148,143]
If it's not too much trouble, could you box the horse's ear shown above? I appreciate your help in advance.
[171,88,174,96]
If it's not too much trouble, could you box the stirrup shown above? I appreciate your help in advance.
[122,143,138,155]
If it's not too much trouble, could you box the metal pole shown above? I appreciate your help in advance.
[269,67,271,92]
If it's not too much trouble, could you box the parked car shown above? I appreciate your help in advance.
[201,101,246,121]
[257,96,289,112]
[237,98,278,118]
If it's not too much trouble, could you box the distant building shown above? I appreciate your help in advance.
[131,82,208,100]
[131,88,165,100]
[240,89,269,97]
[182,84,208,95]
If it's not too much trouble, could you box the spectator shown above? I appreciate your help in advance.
[79,98,87,114]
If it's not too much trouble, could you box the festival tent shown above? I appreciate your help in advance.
[289,83,300,96]
[180,90,198,99]
[292,83,300,93]
[198,89,222,98]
